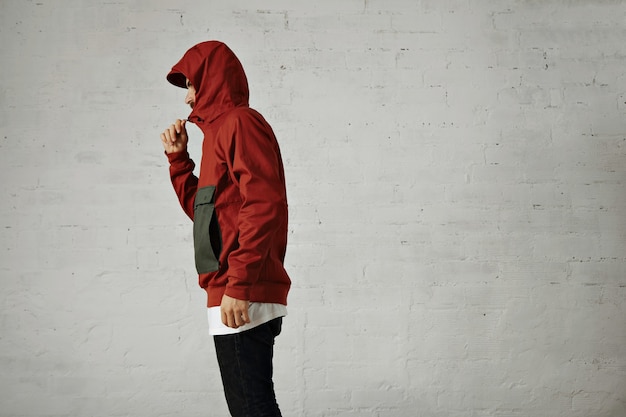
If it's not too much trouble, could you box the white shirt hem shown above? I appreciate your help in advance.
[207,302,287,336]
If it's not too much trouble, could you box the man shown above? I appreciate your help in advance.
[160,40,290,417]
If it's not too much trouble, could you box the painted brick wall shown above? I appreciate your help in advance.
[1,1,625,416]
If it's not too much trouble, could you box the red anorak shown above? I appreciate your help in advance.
[166,41,290,307]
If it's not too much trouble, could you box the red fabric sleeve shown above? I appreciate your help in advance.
[167,150,198,220]
[221,114,288,300]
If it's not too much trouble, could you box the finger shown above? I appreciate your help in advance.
[175,119,187,134]
[240,308,250,324]
[234,305,250,327]
[229,313,238,328]
[234,313,244,327]
[178,120,187,140]
[165,129,176,145]
[221,309,237,328]
[167,125,178,143]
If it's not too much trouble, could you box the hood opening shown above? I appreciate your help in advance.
[166,72,187,89]
[166,41,250,124]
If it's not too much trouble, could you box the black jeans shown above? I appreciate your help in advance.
[214,317,283,417]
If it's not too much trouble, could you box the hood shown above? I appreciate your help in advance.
[167,41,249,124]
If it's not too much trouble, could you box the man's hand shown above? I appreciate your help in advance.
[160,119,188,154]
[221,294,251,329]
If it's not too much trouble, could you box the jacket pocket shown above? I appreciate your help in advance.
[193,186,222,274]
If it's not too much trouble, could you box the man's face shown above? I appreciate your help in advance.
[185,78,196,109]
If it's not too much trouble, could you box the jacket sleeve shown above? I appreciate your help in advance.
[221,114,288,300]
[166,150,198,220]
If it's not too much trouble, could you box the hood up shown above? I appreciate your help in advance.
[167,41,249,124]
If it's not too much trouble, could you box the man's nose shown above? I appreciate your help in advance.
[185,91,194,105]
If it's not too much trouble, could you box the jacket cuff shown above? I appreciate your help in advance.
[225,277,251,301]
[165,149,190,163]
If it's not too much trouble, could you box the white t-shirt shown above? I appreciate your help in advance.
[207,302,287,336]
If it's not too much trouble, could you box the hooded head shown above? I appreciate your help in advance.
[167,41,249,124]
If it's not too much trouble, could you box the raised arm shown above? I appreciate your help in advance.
[161,119,198,219]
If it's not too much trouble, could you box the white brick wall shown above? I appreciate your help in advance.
[1,1,625,416]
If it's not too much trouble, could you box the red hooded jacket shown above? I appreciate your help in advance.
[165,41,290,307]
